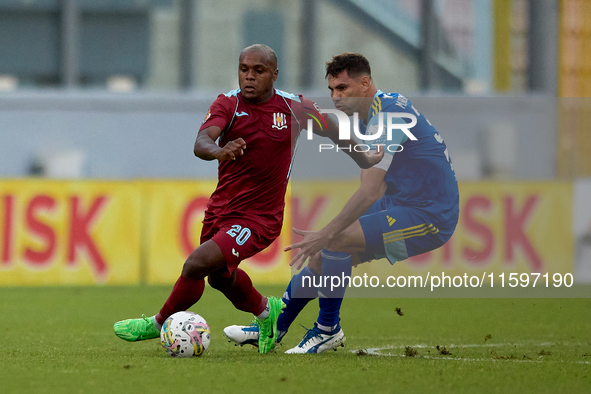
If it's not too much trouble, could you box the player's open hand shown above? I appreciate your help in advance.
[216,138,246,161]
[284,227,329,270]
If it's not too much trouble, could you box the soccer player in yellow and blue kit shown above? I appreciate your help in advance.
[224,53,459,353]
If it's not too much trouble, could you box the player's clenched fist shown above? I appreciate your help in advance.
[215,138,246,161]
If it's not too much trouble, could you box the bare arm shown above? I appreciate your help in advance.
[285,166,387,268]
[317,166,386,242]
[194,125,246,161]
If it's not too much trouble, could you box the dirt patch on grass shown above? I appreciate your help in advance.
[404,346,419,357]
[436,345,452,355]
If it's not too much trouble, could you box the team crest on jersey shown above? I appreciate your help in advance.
[272,112,287,129]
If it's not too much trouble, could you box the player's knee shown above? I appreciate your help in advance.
[325,222,364,254]
[182,251,208,280]
[182,241,227,280]
[308,253,322,274]
[326,237,347,253]
[207,272,234,290]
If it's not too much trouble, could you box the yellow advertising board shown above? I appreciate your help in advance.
[0,179,574,287]
[0,180,142,285]
[142,180,293,285]
[401,181,573,276]
[291,181,574,280]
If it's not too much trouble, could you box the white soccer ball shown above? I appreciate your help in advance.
[160,311,211,357]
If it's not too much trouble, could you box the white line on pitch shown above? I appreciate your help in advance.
[351,346,590,365]
[352,341,585,349]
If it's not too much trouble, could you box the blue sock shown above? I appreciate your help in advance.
[317,249,352,329]
[277,266,320,332]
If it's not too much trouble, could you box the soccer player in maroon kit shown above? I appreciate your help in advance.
[113,44,382,353]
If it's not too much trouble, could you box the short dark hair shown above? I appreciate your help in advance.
[325,53,371,79]
[240,44,278,70]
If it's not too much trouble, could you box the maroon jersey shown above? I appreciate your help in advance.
[199,88,322,237]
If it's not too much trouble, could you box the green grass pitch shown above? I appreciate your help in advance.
[1,285,590,394]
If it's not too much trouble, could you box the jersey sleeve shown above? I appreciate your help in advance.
[199,94,234,132]
[300,96,323,114]
[294,97,323,122]
[292,96,329,137]
[366,112,408,171]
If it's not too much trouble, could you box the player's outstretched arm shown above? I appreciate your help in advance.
[194,125,246,161]
[285,167,387,269]
[321,115,384,168]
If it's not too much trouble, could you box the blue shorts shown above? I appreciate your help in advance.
[358,198,457,265]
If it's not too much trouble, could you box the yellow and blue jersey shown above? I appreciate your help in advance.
[356,91,459,264]
[359,90,459,227]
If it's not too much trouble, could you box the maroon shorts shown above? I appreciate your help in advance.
[200,217,278,277]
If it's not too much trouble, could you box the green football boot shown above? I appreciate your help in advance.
[113,314,160,342]
[255,296,286,354]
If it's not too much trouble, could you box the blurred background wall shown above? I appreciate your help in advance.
[0,0,588,181]
[1,0,590,285]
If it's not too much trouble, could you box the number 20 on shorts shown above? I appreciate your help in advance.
[226,225,251,245]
